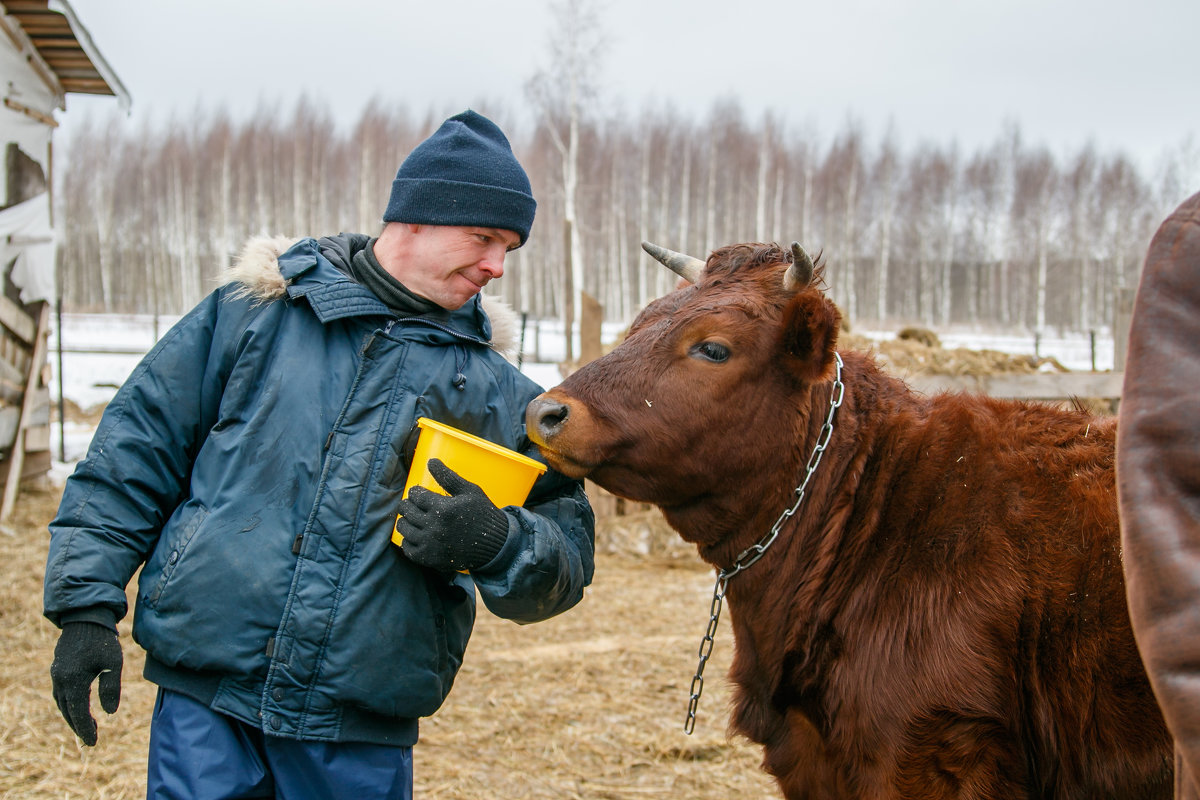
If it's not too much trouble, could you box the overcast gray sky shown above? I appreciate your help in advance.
[59,0,1198,179]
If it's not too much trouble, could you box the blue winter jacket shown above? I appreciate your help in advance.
[43,235,595,745]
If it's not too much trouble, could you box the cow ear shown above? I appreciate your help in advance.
[780,292,841,380]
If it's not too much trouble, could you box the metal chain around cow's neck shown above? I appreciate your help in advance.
[683,351,845,735]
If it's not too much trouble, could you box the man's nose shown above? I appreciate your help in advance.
[479,245,507,279]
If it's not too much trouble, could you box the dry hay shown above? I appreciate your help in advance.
[58,399,108,427]
[0,485,157,800]
[0,485,778,800]
[895,326,941,349]
[839,331,1069,378]
[591,506,695,561]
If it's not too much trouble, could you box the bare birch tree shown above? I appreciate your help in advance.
[1012,148,1058,335]
[962,148,1004,325]
[1063,146,1098,331]
[871,130,901,323]
[54,96,1174,344]
[525,0,607,361]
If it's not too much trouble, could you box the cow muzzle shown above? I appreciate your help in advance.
[525,392,596,479]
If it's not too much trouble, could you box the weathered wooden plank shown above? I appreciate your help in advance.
[0,363,26,405]
[579,291,603,365]
[1,303,49,518]
[23,423,49,452]
[1114,288,1136,372]
[0,293,35,344]
[0,447,51,485]
[25,388,49,426]
[0,389,49,450]
[0,406,18,449]
[906,372,1124,401]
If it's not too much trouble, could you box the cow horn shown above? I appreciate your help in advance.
[785,241,815,291]
[641,241,705,284]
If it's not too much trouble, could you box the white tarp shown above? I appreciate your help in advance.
[0,192,56,303]
[0,8,64,305]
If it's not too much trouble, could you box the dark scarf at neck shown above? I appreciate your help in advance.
[346,238,442,317]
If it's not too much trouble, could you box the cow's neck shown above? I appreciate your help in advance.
[676,352,866,572]
[677,353,861,742]
[722,353,922,605]
[665,349,921,578]
[714,357,937,745]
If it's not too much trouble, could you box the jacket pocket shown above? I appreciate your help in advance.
[144,503,209,608]
[427,576,475,681]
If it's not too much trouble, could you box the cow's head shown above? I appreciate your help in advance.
[526,241,841,543]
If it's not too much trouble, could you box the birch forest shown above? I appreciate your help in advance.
[55,97,1195,338]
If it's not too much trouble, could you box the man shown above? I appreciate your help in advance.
[1118,189,1200,799]
[44,110,595,799]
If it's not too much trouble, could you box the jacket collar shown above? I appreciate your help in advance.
[218,235,522,361]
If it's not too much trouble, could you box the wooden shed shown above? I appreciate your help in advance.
[0,0,128,517]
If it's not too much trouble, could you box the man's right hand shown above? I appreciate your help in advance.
[50,621,122,746]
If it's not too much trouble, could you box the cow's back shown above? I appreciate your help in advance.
[725,387,1170,798]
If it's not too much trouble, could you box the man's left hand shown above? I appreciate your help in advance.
[395,459,511,572]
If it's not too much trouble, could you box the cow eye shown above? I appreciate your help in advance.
[692,341,730,363]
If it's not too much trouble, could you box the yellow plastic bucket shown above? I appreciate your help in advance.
[392,417,547,547]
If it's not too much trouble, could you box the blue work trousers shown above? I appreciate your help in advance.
[146,689,413,800]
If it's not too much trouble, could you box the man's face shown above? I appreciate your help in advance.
[390,224,521,310]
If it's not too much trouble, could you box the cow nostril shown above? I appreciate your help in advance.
[543,403,569,430]
[534,399,570,436]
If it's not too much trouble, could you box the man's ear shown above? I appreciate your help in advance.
[780,292,841,382]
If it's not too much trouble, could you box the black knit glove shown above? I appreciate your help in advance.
[395,458,512,572]
[50,621,122,746]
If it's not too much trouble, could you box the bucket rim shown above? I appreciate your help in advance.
[415,417,548,474]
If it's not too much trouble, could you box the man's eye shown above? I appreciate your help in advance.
[692,342,730,362]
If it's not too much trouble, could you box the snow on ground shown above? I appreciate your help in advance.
[47,313,1116,468]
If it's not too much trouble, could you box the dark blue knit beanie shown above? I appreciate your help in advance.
[383,110,536,246]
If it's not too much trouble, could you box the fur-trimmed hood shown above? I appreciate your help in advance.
[217,235,523,362]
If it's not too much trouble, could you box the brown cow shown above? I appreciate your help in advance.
[526,241,1171,799]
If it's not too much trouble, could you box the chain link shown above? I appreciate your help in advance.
[684,571,729,734]
[683,352,844,734]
